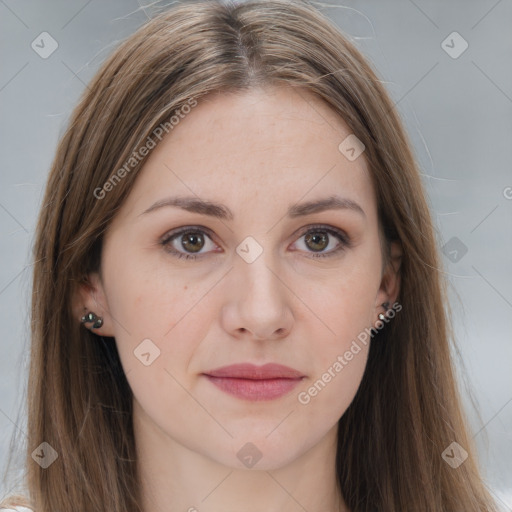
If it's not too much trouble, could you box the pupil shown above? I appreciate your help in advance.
[306,232,328,251]
[182,232,204,253]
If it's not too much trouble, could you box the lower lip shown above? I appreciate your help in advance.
[204,375,303,401]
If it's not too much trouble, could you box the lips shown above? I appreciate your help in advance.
[205,363,304,379]
[203,363,305,401]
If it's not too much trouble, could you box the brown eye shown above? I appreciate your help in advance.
[293,225,350,258]
[304,231,329,252]
[180,232,205,253]
[161,226,218,260]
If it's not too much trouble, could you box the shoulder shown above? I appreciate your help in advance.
[1,507,34,512]
[0,494,33,512]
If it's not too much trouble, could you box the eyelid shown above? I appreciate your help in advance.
[161,224,216,239]
[294,223,350,244]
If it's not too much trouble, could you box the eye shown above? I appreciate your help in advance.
[160,226,219,260]
[291,224,350,258]
[160,224,351,261]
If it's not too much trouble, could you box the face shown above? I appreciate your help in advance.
[76,85,400,471]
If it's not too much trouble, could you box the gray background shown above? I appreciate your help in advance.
[0,0,511,509]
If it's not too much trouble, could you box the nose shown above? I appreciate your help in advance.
[221,250,294,341]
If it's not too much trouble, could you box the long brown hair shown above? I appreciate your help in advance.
[0,0,498,510]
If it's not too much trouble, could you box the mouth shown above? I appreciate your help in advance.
[202,363,305,401]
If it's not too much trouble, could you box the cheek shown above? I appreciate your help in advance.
[298,344,369,408]
[294,322,370,433]
[108,272,210,429]
[289,253,379,415]
[293,258,381,348]
[102,252,213,381]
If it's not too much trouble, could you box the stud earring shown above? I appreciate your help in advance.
[80,311,103,329]
[378,301,391,321]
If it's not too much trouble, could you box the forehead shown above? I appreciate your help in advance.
[115,85,377,223]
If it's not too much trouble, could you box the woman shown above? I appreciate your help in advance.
[0,0,499,510]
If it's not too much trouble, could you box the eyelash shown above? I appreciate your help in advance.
[160,224,351,261]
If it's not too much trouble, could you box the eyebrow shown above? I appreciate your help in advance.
[139,194,366,220]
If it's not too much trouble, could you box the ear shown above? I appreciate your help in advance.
[374,240,402,312]
[71,272,115,337]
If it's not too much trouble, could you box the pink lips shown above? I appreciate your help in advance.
[203,363,305,401]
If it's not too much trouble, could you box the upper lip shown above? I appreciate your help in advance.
[203,363,305,380]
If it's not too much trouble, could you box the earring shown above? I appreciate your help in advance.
[378,301,391,321]
[81,311,103,329]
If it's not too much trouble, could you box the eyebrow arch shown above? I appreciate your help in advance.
[139,194,366,220]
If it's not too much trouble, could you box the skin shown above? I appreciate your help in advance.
[74,85,401,512]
